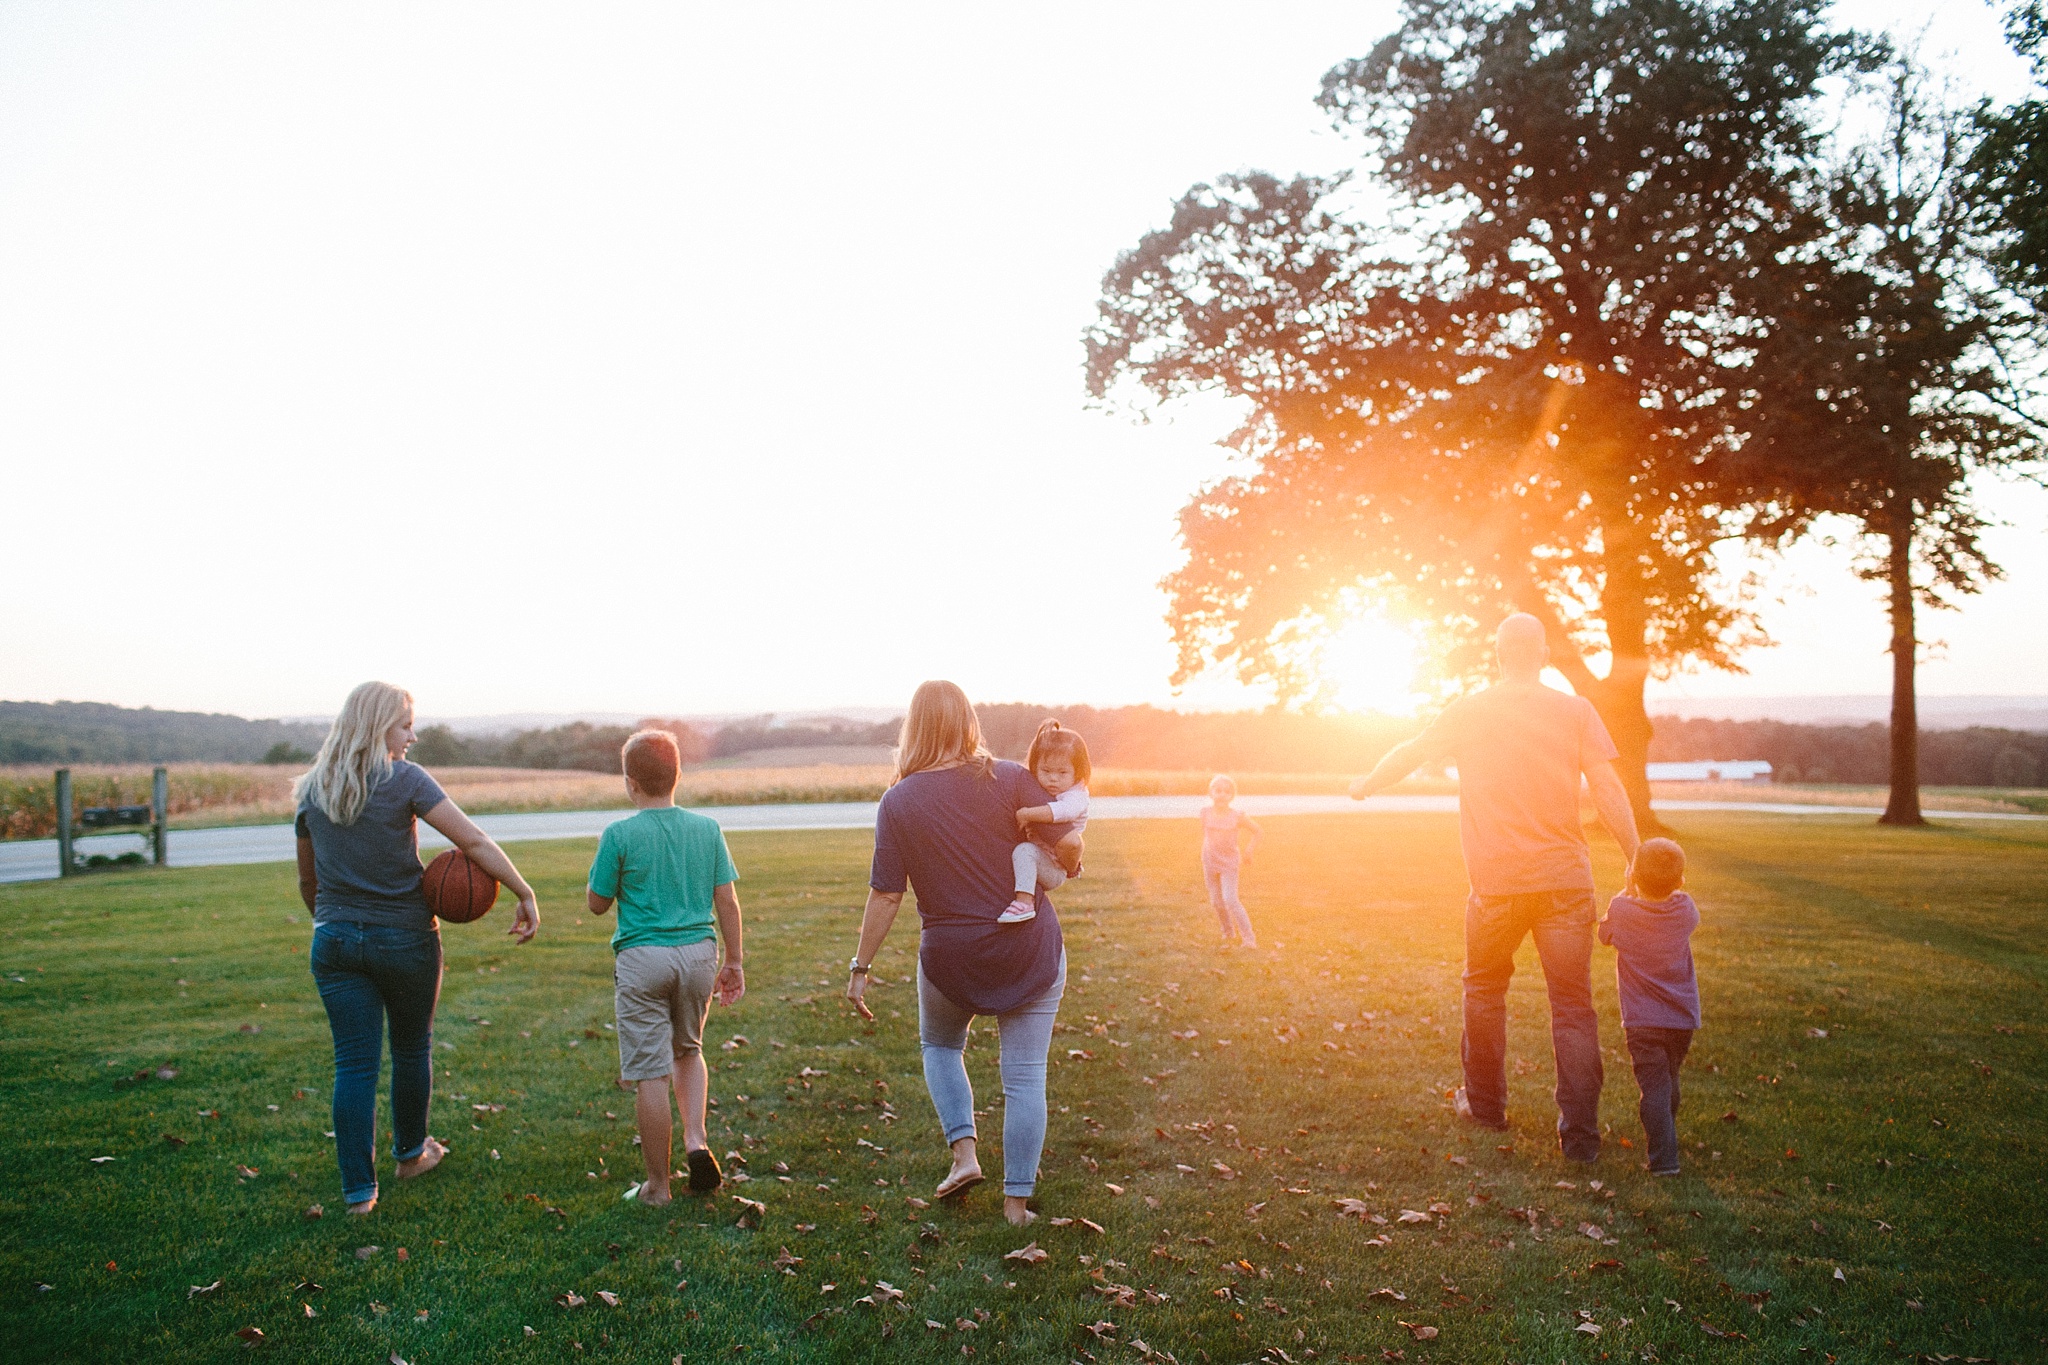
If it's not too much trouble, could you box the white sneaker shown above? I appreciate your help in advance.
[995,903,1037,924]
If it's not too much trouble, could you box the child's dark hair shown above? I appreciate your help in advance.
[1632,837,1685,900]
[1025,719,1091,785]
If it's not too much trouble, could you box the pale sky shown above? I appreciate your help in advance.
[0,1,2039,721]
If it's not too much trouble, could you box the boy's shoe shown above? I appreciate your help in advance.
[995,902,1037,924]
[1454,1087,1510,1132]
[685,1148,722,1195]
[1649,1166,1682,1177]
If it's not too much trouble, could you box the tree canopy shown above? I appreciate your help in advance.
[1088,0,1871,823]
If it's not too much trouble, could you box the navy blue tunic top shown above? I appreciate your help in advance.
[869,760,1069,1015]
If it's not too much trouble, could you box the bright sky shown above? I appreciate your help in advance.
[1,1,2039,721]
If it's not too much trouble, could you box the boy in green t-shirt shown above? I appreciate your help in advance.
[587,730,745,1206]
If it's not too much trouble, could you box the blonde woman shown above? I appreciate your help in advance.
[294,681,540,1215]
[845,681,1075,1226]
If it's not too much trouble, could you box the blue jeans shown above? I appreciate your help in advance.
[310,921,443,1205]
[1461,888,1604,1161]
[918,952,1065,1197]
[1624,1026,1693,1173]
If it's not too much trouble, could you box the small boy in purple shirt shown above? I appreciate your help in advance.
[1598,838,1701,1175]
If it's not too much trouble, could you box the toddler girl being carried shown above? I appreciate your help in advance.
[998,720,1090,924]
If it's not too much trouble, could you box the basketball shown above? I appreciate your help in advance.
[421,848,499,923]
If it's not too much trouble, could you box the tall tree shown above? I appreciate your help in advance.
[1786,63,2043,824]
[1087,0,1864,830]
[1969,1,2048,300]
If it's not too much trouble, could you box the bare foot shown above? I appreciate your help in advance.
[634,1180,673,1206]
[1004,1197,1037,1226]
[395,1136,447,1180]
[346,1198,377,1216]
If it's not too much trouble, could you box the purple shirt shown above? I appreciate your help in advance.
[870,760,1069,1015]
[1599,891,1702,1030]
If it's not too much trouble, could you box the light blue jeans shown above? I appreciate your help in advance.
[918,951,1066,1197]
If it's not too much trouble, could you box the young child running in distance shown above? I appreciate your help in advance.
[586,730,746,1207]
[999,720,1090,924]
[1598,837,1701,1176]
[1202,775,1262,948]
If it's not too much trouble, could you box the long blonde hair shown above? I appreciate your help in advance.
[294,681,413,826]
[894,680,992,783]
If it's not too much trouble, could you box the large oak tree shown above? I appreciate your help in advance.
[1088,0,1867,828]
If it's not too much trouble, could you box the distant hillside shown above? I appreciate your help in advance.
[0,702,328,765]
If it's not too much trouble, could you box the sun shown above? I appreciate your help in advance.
[1315,613,1425,715]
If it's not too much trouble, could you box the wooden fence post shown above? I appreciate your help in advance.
[55,768,74,877]
[152,767,169,867]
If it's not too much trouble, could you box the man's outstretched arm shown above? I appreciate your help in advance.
[1584,760,1641,867]
[1349,735,1445,800]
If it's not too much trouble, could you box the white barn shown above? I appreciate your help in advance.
[1645,760,1773,784]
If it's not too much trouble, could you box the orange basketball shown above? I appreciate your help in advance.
[421,848,499,923]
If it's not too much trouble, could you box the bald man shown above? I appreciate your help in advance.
[1351,613,1640,1163]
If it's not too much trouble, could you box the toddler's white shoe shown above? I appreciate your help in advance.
[995,902,1037,924]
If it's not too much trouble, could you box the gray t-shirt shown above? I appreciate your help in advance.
[295,760,449,928]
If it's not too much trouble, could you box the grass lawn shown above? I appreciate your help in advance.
[1,812,2042,1363]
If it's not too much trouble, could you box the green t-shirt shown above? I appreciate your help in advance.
[587,807,738,953]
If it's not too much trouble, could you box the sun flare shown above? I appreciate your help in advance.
[1316,613,1424,715]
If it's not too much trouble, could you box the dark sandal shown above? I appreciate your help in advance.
[685,1148,722,1195]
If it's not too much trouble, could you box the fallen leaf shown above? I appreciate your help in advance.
[1004,1242,1049,1265]
[236,1327,264,1344]
[390,1354,409,1365]
[189,1280,222,1299]
[89,1156,117,1164]
[1833,1267,1847,1283]
[1082,1320,1117,1339]
[355,1246,380,1261]
[1366,1288,1407,1302]
[303,1303,315,1319]
[1575,1322,1602,1336]
[1078,1217,1107,1234]
[905,1197,930,1210]
[162,1134,187,1148]
[1426,1202,1453,1215]
[303,1204,323,1220]
[596,1291,620,1307]
[733,1196,766,1228]
[774,1247,804,1273]
[871,1281,906,1301]
[1397,1210,1431,1224]
[1104,1183,1125,1195]
[1397,1321,1438,1340]
[555,1291,586,1309]
[394,1248,408,1262]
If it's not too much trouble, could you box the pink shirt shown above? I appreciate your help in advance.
[1201,805,1245,872]
[1413,682,1619,895]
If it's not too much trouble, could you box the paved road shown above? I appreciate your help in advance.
[1,792,2038,885]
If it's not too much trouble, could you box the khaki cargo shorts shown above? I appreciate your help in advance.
[613,940,720,1082]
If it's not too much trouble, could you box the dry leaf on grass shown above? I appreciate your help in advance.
[733,1196,766,1228]
[554,1291,585,1309]
[1366,1288,1406,1302]
[355,1246,380,1261]
[235,1165,259,1180]
[1397,1210,1431,1224]
[773,1247,803,1273]
[235,1327,264,1344]
[303,1204,323,1220]
[1397,1321,1438,1340]
[596,1291,620,1307]
[1575,1322,1602,1336]
[1004,1243,1049,1265]
[189,1280,222,1299]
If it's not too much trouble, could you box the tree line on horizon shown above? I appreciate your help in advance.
[1088,0,2048,831]
[8,699,2044,791]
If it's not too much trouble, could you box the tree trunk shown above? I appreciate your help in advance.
[1879,517,1925,827]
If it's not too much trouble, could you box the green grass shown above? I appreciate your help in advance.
[1,813,2043,1363]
